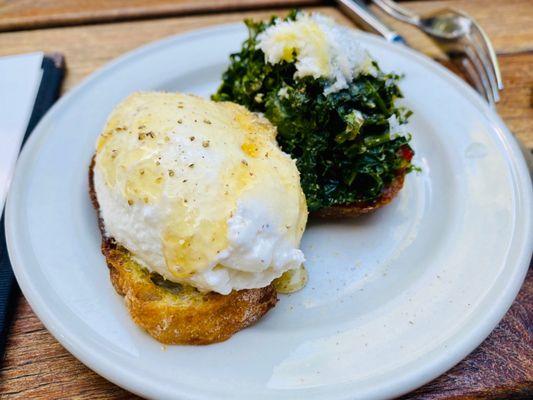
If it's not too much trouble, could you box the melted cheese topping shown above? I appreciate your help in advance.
[257,12,376,94]
[94,92,307,294]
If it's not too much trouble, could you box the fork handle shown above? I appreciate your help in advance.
[372,0,421,26]
[336,0,407,43]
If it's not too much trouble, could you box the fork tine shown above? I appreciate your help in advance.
[462,42,497,106]
[450,53,488,102]
[465,13,504,90]
[434,40,495,104]
[467,33,500,102]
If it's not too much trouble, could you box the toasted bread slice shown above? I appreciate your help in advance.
[313,171,406,218]
[89,158,277,345]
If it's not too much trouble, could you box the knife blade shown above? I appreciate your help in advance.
[335,0,407,45]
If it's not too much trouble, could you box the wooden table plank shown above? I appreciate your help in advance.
[0,4,531,400]
[496,52,533,149]
[1,272,531,399]
[2,296,139,400]
[402,267,533,400]
[369,0,533,57]
[0,0,321,32]
[0,0,532,56]
[0,6,530,148]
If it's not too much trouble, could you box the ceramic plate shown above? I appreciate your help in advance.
[6,23,532,400]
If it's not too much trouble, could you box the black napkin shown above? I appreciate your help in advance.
[0,54,64,361]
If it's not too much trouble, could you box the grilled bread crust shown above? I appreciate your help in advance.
[89,158,277,345]
[313,171,406,218]
[89,145,406,343]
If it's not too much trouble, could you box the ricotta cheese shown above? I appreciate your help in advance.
[257,12,376,94]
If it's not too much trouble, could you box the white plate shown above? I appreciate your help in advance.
[6,23,532,400]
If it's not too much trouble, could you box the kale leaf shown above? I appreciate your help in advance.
[212,13,416,212]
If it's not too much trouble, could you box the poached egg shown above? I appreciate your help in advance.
[94,92,307,295]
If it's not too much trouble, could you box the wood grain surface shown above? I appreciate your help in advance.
[0,3,531,148]
[2,270,530,400]
[0,2,532,399]
[371,0,533,56]
[1,0,532,54]
[0,0,321,32]
[401,268,533,400]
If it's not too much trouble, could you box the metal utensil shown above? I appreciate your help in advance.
[335,0,532,173]
[372,0,503,106]
[335,0,406,44]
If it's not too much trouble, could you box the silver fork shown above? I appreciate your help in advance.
[372,0,503,107]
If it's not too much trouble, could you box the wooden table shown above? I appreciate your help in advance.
[0,1,532,398]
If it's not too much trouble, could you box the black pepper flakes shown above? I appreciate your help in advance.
[202,140,210,148]
[168,170,175,177]
[203,119,212,124]
[177,119,183,124]
[189,136,195,141]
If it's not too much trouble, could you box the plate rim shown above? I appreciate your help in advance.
[5,22,533,400]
